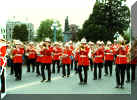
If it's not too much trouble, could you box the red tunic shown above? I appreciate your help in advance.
[26,49,37,59]
[115,46,128,64]
[78,48,90,66]
[75,51,79,61]
[93,48,104,63]
[0,45,7,67]
[36,51,43,63]
[104,47,114,61]
[12,48,24,63]
[62,49,71,64]
[41,47,53,64]
[53,47,62,61]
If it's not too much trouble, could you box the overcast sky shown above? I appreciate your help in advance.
[0,0,136,32]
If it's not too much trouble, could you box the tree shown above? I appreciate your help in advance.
[13,24,28,42]
[36,19,63,42]
[78,0,130,42]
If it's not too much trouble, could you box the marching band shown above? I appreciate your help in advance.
[1,34,137,91]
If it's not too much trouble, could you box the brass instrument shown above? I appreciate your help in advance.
[77,44,86,51]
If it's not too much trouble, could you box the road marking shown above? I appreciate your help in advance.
[7,73,75,92]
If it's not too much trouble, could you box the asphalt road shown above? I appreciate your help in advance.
[1,64,132,94]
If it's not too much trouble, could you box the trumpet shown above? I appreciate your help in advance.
[78,44,86,51]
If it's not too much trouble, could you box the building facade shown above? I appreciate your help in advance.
[6,21,34,41]
[131,1,137,40]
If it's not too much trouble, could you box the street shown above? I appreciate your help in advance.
[4,64,131,94]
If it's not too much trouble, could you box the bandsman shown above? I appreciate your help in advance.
[60,43,71,77]
[92,41,104,80]
[40,38,52,82]
[12,40,24,81]
[0,34,7,93]
[77,38,90,85]
[52,42,62,73]
[104,41,114,76]
[26,42,37,72]
[115,39,128,88]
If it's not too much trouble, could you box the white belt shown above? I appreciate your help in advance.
[15,54,22,56]
[80,55,87,57]
[105,53,113,55]
[95,55,102,57]
[117,55,126,57]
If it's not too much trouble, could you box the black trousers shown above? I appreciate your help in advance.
[0,67,5,93]
[27,59,36,72]
[62,64,70,76]
[14,63,22,80]
[78,66,88,83]
[36,62,41,75]
[74,60,78,73]
[126,64,136,81]
[10,59,14,74]
[89,58,93,71]
[115,64,126,86]
[71,59,74,70]
[94,63,103,79]
[104,60,113,75]
[41,63,51,81]
[52,60,60,73]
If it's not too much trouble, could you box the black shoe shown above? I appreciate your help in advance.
[126,80,130,83]
[104,74,108,76]
[93,78,97,80]
[115,85,120,88]
[120,86,124,89]
[83,82,87,85]
[45,80,51,82]
[15,78,19,81]
[52,72,55,74]
[79,82,83,85]
[67,75,70,77]
[62,75,65,78]
[98,78,101,80]
[10,73,13,75]
[41,80,45,82]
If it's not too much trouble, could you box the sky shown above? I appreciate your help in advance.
[0,0,137,32]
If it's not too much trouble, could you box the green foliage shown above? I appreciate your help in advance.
[78,0,130,42]
[13,24,28,41]
[123,33,130,43]
[36,19,63,42]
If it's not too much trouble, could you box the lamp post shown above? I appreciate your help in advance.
[51,21,58,42]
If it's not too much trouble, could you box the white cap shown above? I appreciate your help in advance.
[107,41,112,45]
[65,43,69,47]
[81,38,86,43]
[15,40,22,45]
[54,42,59,45]
[39,42,44,46]
[29,42,34,44]
[101,41,104,44]
[97,41,101,44]
[88,41,94,45]
[69,40,72,44]
[44,37,51,42]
